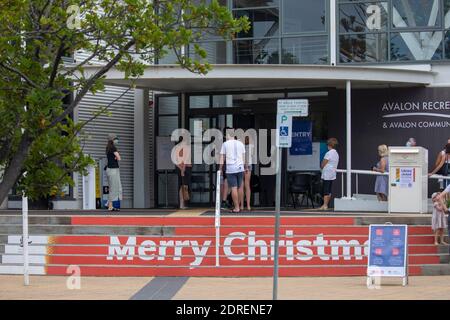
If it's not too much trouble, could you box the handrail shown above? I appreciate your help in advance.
[335,168,450,198]
[336,169,388,176]
[336,168,450,180]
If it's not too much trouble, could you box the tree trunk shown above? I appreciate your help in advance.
[0,134,31,205]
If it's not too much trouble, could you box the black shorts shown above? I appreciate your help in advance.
[322,180,333,196]
[177,166,192,187]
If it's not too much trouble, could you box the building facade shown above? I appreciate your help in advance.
[4,0,450,210]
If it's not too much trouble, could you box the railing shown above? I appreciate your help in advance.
[336,169,450,198]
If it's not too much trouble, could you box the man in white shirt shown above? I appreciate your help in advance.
[219,127,246,213]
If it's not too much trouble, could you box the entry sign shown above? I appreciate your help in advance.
[367,224,408,278]
[276,99,309,148]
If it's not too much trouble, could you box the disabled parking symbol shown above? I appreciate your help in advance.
[280,126,289,136]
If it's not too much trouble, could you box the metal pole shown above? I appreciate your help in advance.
[330,0,337,66]
[273,147,282,300]
[346,80,352,199]
[22,193,29,286]
[165,170,169,208]
[356,173,359,195]
[215,170,221,267]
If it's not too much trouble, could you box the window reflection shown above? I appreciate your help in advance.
[234,38,279,64]
[233,0,279,8]
[283,0,326,33]
[339,33,388,62]
[338,1,447,63]
[188,42,228,64]
[340,2,388,33]
[235,8,279,38]
[392,0,441,28]
[390,32,443,61]
[282,36,328,64]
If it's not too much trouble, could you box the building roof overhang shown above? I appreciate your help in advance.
[81,64,435,93]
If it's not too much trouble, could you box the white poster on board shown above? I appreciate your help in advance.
[287,142,321,171]
[157,136,175,171]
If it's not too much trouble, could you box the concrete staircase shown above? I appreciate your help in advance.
[0,214,448,277]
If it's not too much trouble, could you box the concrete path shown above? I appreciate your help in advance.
[1,275,450,300]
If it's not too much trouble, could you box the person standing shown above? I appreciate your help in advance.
[242,136,254,211]
[219,128,246,213]
[431,192,448,245]
[174,138,192,210]
[319,138,339,211]
[105,134,122,212]
[373,144,389,201]
[430,142,450,190]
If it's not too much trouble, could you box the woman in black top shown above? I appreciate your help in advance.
[430,142,450,190]
[106,134,122,211]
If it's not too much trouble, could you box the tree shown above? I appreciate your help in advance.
[0,0,249,203]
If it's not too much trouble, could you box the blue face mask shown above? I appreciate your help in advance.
[113,139,119,145]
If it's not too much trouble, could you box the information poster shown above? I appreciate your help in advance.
[394,167,415,188]
[287,142,327,171]
[367,224,408,277]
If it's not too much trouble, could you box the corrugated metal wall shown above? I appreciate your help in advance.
[76,86,135,208]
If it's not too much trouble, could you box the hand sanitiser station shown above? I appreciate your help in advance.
[388,147,428,214]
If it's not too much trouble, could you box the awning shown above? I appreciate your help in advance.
[81,64,435,93]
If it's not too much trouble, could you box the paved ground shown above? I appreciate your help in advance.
[0,276,151,300]
[1,275,450,300]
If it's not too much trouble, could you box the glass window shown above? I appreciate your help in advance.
[158,116,179,136]
[392,0,441,28]
[235,8,279,38]
[339,2,388,33]
[282,36,328,64]
[283,0,326,33]
[212,95,233,108]
[158,173,178,206]
[445,30,450,59]
[445,0,450,28]
[158,46,179,64]
[390,32,443,61]
[189,117,211,136]
[190,173,211,204]
[339,33,388,63]
[158,96,179,115]
[234,38,280,64]
[233,0,279,8]
[189,96,210,109]
[189,42,228,64]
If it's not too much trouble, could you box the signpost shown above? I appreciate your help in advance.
[367,223,409,287]
[273,99,308,300]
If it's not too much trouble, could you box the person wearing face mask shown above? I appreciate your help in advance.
[105,134,122,212]
[405,137,416,147]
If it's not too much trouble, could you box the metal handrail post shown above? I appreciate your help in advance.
[215,170,221,267]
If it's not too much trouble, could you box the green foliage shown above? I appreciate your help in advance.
[0,0,249,200]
